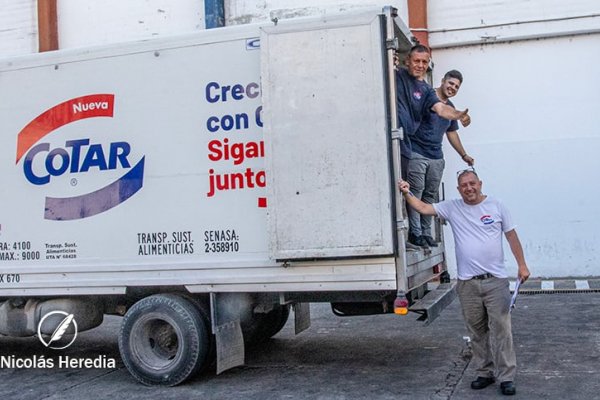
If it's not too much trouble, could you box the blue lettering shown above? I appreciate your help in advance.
[204,81,260,103]
[109,142,131,169]
[66,139,90,172]
[255,105,263,127]
[23,143,50,185]
[206,113,249,133]
[205,81,220,103]
[207,116,220,133]
[231,84,244,100]
[247,82,259,99]
[80,144,108,172]
[22,139,133,185]
[46,148,70,176]
[221,115,234,131]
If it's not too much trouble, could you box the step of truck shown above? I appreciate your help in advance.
[409,282,456,325]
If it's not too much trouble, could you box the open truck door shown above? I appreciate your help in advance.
[260,7,455,324]
[261,12,396,260]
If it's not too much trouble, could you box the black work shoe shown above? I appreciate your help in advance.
[405,241,421,251]
[500,381,516,395]
[470,376,495,390]
[422,235,438,247]
[408,233,427,247]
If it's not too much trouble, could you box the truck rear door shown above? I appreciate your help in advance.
[260,11,400,260]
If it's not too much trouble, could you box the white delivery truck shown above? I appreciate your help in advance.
[0,6,455,385]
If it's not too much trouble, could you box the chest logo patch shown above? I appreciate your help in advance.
[480,215,495,225]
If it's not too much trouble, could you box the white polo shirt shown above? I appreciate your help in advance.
[433,196,515,280]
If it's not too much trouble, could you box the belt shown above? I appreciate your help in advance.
[471,273,494,280]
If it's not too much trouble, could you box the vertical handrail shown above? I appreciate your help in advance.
[383,6,409,294]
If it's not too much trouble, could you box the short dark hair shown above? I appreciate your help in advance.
[457,169,478,183]
[409,44,431,56]
[444,69,463,83]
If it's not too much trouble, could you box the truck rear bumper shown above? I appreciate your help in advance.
[409,282,457,325]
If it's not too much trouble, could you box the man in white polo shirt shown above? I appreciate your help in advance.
[398,169,530,396]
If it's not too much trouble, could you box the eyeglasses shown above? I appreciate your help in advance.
[456,167,477,179]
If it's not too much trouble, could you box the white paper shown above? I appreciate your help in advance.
[509,279,521,312]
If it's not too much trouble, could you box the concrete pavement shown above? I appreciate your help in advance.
[0,289,599,399]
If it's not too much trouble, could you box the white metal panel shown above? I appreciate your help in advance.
[0,0,37,57]
[0,287,127,296]
[261,14,395,259]
[0,257,397,295]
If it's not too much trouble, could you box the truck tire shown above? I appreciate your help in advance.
[261,304,290,339]
[178,294,216,372]
[118,293,210,386]
[243,304,290,344]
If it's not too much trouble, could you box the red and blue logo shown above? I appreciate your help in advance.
[480,215,495,225]
[15,94,145,221]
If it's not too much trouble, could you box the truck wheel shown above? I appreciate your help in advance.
[118,294,210,386]
[261,304,290,339]
[179,294,216,372]
[243,305,290,344]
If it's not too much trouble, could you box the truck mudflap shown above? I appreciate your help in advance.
[409,282,457,325]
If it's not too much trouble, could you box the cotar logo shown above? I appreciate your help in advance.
[15,94,145,221]
[37,311,79,350]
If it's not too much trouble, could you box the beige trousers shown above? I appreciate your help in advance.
[457,277,517,382]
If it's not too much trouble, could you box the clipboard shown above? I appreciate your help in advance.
[509,279,521,312]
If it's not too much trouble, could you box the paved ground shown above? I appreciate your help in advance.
[0,286,599,399]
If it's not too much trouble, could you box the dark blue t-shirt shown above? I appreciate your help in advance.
[395,68,439,158]
[411,99,459,160]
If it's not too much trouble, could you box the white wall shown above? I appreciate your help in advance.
[431,33,600,278]
[0,0,407,57]
[428,0,600,48]
[424,0,600,278]
[57,0,204,49]
[225,0,408,25]
[0,0,38,56]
